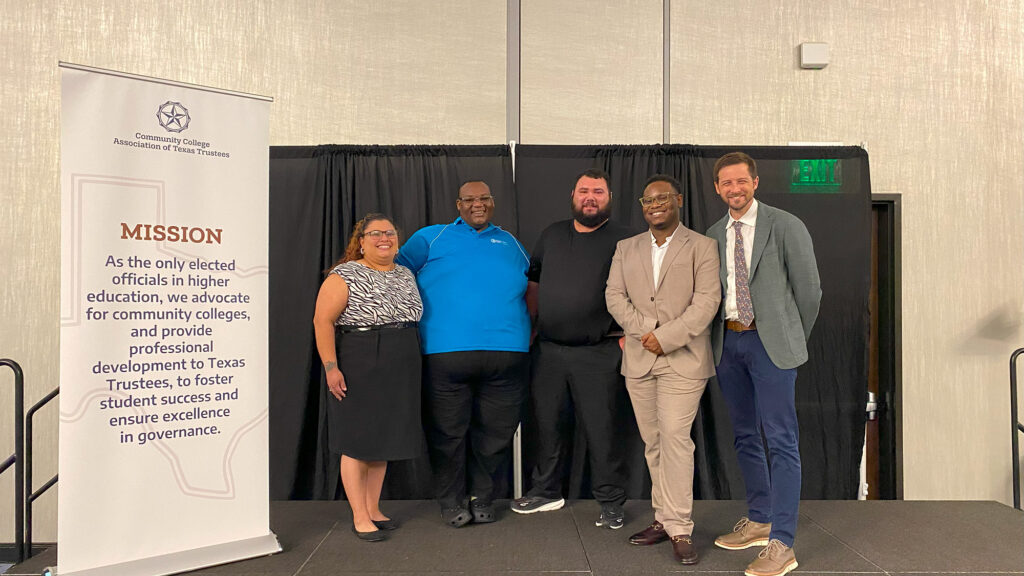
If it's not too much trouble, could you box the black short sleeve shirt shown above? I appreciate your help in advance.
[529,219,635,345]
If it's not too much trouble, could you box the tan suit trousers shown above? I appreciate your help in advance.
[625,355,706,537]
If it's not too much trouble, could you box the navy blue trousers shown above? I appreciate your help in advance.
[717,329,801,547]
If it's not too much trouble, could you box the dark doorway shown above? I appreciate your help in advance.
[868,195,902,499]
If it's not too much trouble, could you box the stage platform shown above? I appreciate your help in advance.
[8,499,1023,575]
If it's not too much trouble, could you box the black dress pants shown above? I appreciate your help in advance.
[526,339,627,504]
[423,350,529,509]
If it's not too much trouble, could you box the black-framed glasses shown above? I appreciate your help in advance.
[638,193,676,207]
[457,195,494,205]
[363,230,398,238]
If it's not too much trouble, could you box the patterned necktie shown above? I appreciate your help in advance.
[733,221,755,326]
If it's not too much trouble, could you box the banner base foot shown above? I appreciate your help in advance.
[53,533,282,576]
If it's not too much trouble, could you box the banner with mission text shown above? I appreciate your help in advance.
[59,64,279,576]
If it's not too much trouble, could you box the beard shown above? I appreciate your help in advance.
[572,202,611,228]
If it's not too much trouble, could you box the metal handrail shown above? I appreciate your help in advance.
[1011,349,1024,510]
[24,387,59,559]
[0,359,25,564]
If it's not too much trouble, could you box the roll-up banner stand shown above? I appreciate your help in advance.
[58,63,280,576]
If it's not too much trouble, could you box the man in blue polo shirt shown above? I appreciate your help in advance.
[397,180,531,528]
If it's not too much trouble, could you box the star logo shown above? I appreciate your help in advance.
[156,101,191,133]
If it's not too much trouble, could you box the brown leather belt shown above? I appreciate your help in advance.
[726,319,756,332]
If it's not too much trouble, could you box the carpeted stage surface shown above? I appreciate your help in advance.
[8,500,1023,575]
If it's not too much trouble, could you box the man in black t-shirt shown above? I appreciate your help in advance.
[511,168,635,529]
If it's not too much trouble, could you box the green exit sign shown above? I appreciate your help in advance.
[790,159,841,193]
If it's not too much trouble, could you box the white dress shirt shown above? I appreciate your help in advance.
[650,223,680,287]
[725,198,758,321]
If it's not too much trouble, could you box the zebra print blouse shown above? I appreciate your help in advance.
[330,261,423,326]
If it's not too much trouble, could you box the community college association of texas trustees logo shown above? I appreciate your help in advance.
[157,101,190,133]
[111,99,230,158]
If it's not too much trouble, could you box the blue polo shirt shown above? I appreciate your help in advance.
[397,217,530,355]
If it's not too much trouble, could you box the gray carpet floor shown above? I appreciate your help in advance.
[7,499,1023,575]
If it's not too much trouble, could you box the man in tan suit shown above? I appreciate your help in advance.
[606,174,720,565]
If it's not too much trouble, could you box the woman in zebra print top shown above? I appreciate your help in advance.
[313,213,424,542]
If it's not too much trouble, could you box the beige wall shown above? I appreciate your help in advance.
[1,0,506,543]
[520,0,663,143]
[671,0,1024,502]
[264,2,506,144]
[2,0,1022,542]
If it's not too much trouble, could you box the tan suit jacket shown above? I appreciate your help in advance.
[605,225,721,380]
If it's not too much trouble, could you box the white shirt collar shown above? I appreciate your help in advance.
[728,198,759,228]
[650,223,681,247]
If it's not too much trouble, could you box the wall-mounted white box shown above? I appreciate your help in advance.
[800,42,829,69]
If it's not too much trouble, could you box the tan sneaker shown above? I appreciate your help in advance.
[715,516,771,550]
[745,539,798,576]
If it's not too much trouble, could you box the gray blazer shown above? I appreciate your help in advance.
[707,201,822,370]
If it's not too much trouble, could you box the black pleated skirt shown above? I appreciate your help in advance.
[326,326,424,461]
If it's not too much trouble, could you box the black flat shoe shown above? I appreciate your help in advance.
[372,518,399,530]
[470,500,496,523]
[351,525,387,542]
[441,506,472,528]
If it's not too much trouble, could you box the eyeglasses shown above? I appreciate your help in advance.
[638,193,676,207]
[457,195,494,205]
[363,230,397,238]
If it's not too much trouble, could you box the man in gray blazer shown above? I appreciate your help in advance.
[606,174,720,565]
[706,152,821,576]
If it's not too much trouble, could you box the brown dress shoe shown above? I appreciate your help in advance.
[745,539,798,576]
[670,535,699,565]
[629,521,669,545]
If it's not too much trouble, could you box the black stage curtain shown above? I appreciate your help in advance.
[692,146,872,499]
[515,145,738,501]
[515,145,870,500]
[269,145,515,500]
[270,144,870,502]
